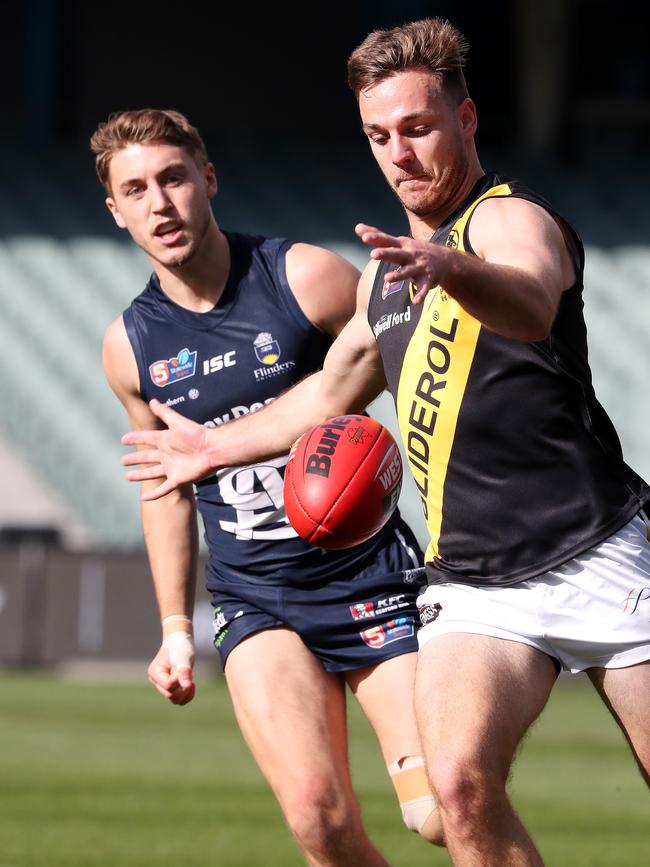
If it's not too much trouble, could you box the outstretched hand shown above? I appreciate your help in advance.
[356,222,451,304]
[121,399,214,500]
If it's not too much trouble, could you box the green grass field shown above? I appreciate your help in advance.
[0,671,647,866]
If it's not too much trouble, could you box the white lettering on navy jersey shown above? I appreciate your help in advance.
[204,397,275,429]
[203,351,237,376]
[253,360,296,381]
[217,455,297,540]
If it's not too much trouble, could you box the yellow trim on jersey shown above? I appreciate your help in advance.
[396,183,513,561]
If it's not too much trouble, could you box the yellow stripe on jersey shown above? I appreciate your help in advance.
[396,183,512,562]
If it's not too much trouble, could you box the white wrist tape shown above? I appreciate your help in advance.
[162,630,195,672]
[161,614,193,638]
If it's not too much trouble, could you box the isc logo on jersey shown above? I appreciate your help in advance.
[203,350,236,376]
[149,347,198,387]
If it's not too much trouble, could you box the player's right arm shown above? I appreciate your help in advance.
[121,263,386,500]
[102,316,198,704]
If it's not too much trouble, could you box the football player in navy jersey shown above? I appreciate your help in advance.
[119,20,650,867]
[92,108,442,865]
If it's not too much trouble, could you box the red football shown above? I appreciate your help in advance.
[283,415,403,549]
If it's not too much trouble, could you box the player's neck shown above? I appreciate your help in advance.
[149,222,231,312]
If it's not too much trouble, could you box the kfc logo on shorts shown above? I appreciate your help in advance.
[350,601,375,620]
[375,594,409,616]
[418,602,442,627]
[149,347,197,387]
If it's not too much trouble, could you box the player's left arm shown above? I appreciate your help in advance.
[357,196,577,342]
[284,243,360,337]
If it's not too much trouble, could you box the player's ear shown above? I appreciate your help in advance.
[106,197,127,229]
[205,162,218,198]
[458,98,477,140]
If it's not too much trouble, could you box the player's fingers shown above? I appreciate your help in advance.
[176,667,194,690]
[355,223,399,247]
[125,467,167,483]
[411,283,436,304]
[370,246,411,263]
[355,222,380,237]
[140,478,177,501]
[121,430,161,447]
[170,682,196,706]
[149,398,185,427]
[121,449,161,467]
[148,672,173,700]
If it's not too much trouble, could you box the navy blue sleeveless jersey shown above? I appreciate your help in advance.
[124,231,401,590]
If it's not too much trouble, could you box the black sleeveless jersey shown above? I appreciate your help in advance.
[124,231,399,590]
[367,172,649,586]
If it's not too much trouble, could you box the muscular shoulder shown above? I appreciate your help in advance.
[285,242,361,337]
[469,195,577,289]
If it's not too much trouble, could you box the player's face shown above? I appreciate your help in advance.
[359,69,477,221]
[105,142,217,268]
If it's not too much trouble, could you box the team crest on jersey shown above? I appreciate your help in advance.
[350,601,375,620]
[382,278,406,299]
[149,347,197,387]
[254,332,281,365]
[445,229,460,249]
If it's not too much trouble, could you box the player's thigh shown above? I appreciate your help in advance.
[225,626,352,799]
[347,652,421,762]
[415,633,557,776]
[587,660,650,770]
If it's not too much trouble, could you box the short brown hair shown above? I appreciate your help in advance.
[90,108,209,193]
[347,18,469,103]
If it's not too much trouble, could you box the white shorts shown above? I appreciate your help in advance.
[417,514,650,674]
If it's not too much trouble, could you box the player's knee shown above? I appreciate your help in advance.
[284,781,359,858]
[388,756,445,847]
[427,753,504,835]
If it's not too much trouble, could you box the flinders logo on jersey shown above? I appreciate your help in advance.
[254,332,281,365]
[149,347,197,387]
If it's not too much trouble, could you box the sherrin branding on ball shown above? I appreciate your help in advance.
[283,415,403,549]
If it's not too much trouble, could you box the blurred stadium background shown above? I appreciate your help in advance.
[1,2,649,865]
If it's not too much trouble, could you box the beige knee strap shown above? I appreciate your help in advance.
[388,756,444,846]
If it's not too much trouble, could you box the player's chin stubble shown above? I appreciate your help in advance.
[396,151,469,220]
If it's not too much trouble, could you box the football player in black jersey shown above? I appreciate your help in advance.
[94,108,442,865]
[121,19,650,867]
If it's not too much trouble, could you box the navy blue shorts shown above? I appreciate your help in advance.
[210,521,425,672]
